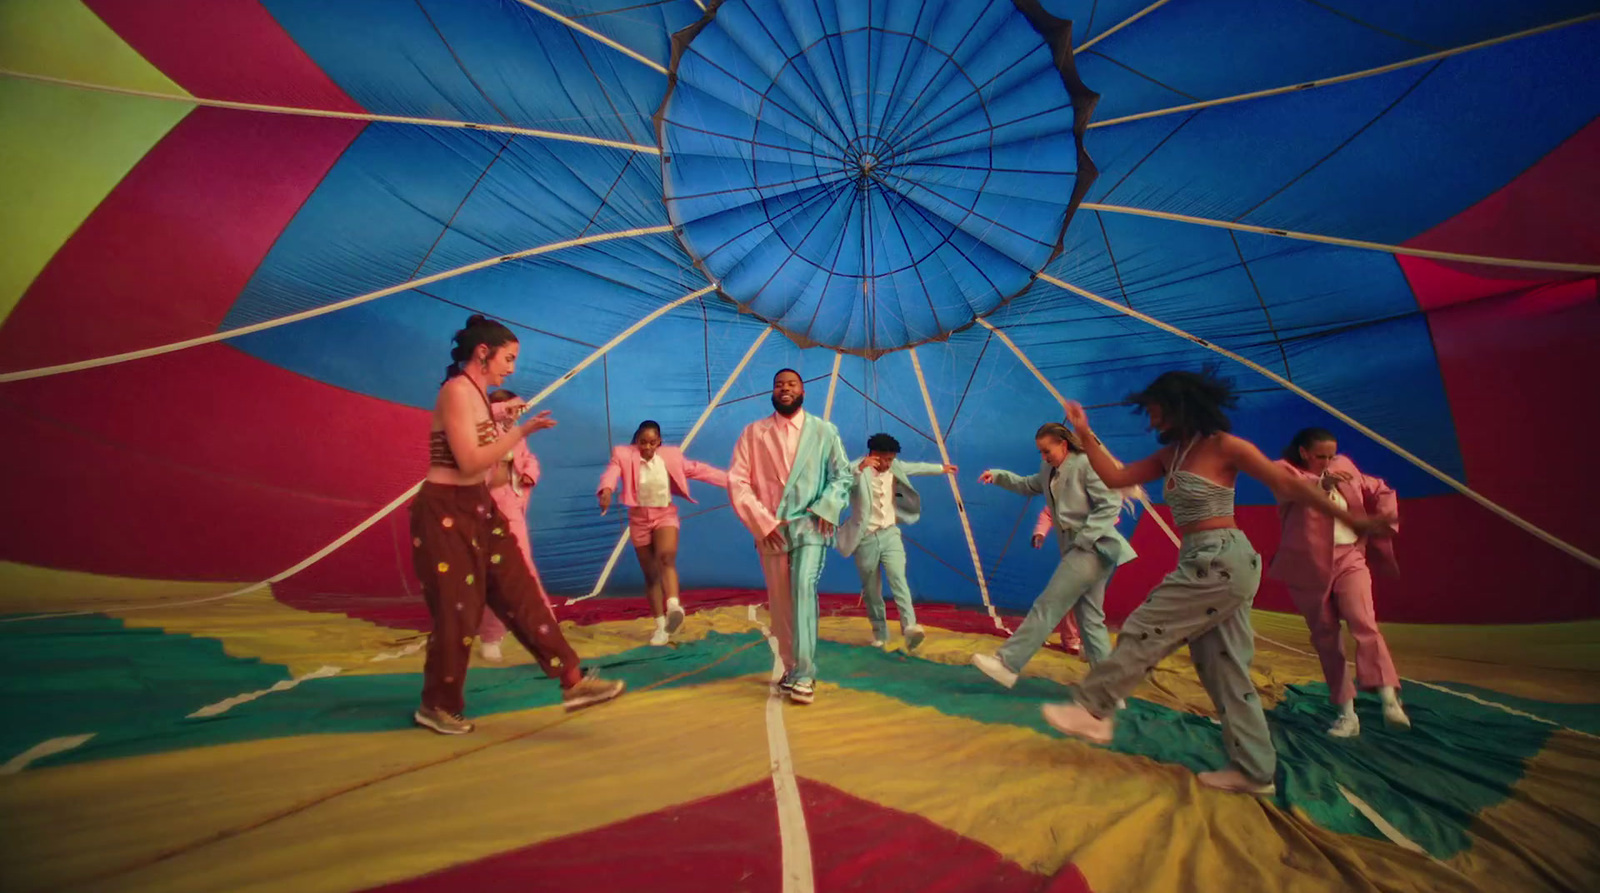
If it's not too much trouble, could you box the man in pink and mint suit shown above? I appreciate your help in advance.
[728,368,853,705]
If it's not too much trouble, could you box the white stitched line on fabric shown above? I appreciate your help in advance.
[1,287,711,625]
[511,0,669,74]
[187,666,343,718]
[1075,205,1600,274]
[370,639,429,663]
[0,68,662,153]
[0,734,96,775]
[1336,784,1429,856]
[907,347,1007,634]
[1254,632,1598,740]
[0,225,675,383]
[749,604,815,893]
[1088,14,1600,128]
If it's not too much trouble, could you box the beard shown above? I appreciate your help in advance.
[772,392,804,416]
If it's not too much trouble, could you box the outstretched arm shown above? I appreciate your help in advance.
[683,456,730,490]
[899,460,956,476]
[1227,436,1393,535]
[980,468,1048,496]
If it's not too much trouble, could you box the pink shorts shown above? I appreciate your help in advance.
[628,504,680,547]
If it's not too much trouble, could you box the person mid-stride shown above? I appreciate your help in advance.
[727,368,853,706]
[974,423,1134,687]
[835,432,957,651]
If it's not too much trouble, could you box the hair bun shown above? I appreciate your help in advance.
[465,314,492,328]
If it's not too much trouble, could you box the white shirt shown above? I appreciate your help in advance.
[636,453,671,508]
[1327,487,1358,545]
[862,463,896,532]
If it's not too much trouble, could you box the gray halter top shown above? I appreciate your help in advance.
[1164,438,1235,527]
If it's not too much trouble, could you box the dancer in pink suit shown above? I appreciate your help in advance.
[476,389,552,662]
[1271,427,1409,736]
[1033,508,1082,656]
[598,421,729,645]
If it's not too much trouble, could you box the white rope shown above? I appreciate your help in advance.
[511,0,670,75]
[1034,272,1600,572]
[823,352,842,420]
[1076,0,1172,53]
[0,225,676,383]
[570,325,773,604]
[0,69,661,154]
[907,346,1007,633]
[1078,203,1600,275]
[973,318,1181,548]
[1089,14,1600,129]
[2,287,711,624]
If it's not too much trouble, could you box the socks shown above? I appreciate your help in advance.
[654,615,667,631]
[666,597,681,612]
[1338,700,1357,719]
[1377,686,1399,705]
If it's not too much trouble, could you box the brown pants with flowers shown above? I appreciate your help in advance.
[410,482,581,714]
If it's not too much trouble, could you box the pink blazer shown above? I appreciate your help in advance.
[1268,455,1399,590]
[490,404,541,499]
[598,444,728,506]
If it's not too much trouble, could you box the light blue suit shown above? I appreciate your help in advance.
[837,458,947,641]
[989,453,1135,672]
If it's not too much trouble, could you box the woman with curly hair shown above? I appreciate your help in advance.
[1038,366,1394,794]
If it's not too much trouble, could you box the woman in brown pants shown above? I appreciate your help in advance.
[411,314,624,734]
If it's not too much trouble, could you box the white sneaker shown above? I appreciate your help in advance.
[904,625,926,650]
[1116,698,1127,710]
[649,628,670,646]
[479,640,502,662]
[1328,713,1361,738]
[665,600,685,633]
[870,638,886,648]
[1382,699,1411,730]
[971,653,1018,689]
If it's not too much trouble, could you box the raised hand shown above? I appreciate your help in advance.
[1063,401,1090,433]
[520,409,556,434]
[978,470,996,485]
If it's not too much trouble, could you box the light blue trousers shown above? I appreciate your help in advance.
[854,526,917,641]
[997,546,1114,673]
[761,542,828,684]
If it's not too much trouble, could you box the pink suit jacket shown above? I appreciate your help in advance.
[1268,455,1399,591]
[597,444,728,506]
[489,404,541,500]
